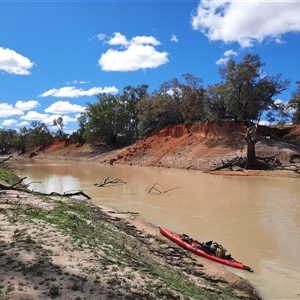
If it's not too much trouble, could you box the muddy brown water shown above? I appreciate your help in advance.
[14,159,300,300]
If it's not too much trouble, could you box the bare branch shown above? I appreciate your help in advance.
[0,156,13,164]
[147,183,182,194]
[94,177,127,187]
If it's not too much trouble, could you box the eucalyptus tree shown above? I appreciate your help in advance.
[158,73,206,123]
[0,128,18,153]
[287,81,300,124]
[178,73,207,122]
[29,121,53,150]
[69,111,87,145]
[120,84,148,142]
[84,94,119,144]
[204,84,228,120]
[19,127,30,154]
[53,117,64,137]
[137,91,182,135]
[137,74,207,135]
[85,85,149,146]
[218,54,290,123]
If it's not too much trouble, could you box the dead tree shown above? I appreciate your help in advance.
[212,123,281,171]
[244,124,262,169]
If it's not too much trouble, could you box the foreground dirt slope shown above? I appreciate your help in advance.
[0,187,262,300]
[36,121,300,177]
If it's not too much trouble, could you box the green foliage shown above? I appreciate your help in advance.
[120,84,148,142]
[204,84,229,120]
[84,93,127,145]
[29,121,53,150]
[85,85,148,145]
[0,129,18,153]
[138,74,206,135]
[287,81,300,124]
[137,92,182,135]
[217,54,290,122]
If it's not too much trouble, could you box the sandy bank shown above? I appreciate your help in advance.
[0,185,262,300]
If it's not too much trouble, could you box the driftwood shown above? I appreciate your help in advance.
[0,176,28,190]
[0,155,13,164]
[147,183,182,194]
[212,157,246,171]
[212,153,282,172]
[47,190,91,200]
[108,210,139,215]
[94,177,127,187]
[211,123,283,172]
[0,176,91,200]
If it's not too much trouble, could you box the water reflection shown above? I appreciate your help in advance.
[14,159,300,300]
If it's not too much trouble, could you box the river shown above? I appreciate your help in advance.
[14,159,300,300]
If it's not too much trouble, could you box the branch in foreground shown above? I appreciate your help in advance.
[0,155,13,165]
[0,177,91,200]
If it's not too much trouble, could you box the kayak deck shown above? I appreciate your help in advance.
[159,227,253,272]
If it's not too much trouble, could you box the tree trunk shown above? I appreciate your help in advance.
[245,140,256,169]
[244,124,258,170]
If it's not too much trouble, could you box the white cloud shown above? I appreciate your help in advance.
[0,103,24,117]
[0,47,34,75]
[97,33,106,40]
[108,32,129,46]
[45,114,77,126]
[17,121,30,127]
[44,101,85,114]
[223,49,237,57]
[191,0,300,47]
[39,86,118,98]
[15,100,40,111]
[20,111,77,127]
[98,32,169,71]
[1,119,17,127]
[73,80,87,85]
[258,120,270,126]
[20,111,49,121]
[171,34,178,42]
[216,57,229,65]
[216,49,238,65]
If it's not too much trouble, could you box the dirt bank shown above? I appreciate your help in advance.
[31,121,300,178]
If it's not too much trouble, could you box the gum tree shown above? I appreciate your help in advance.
[287,81,300,124]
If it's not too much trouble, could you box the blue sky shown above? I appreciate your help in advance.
[1,0,300,134]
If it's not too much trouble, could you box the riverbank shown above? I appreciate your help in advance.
[0,182,262,300]
[28,121,300,178]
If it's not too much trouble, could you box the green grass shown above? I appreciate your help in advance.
[0,168,19,185]
[0,199,246,299]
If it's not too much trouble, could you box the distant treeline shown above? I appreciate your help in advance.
[1,54,300,153]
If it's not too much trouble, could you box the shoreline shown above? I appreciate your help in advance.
[0,180,263,299]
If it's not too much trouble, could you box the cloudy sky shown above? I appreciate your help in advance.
[1,0,300,133]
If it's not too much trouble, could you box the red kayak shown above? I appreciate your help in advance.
[159,227,253,272]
